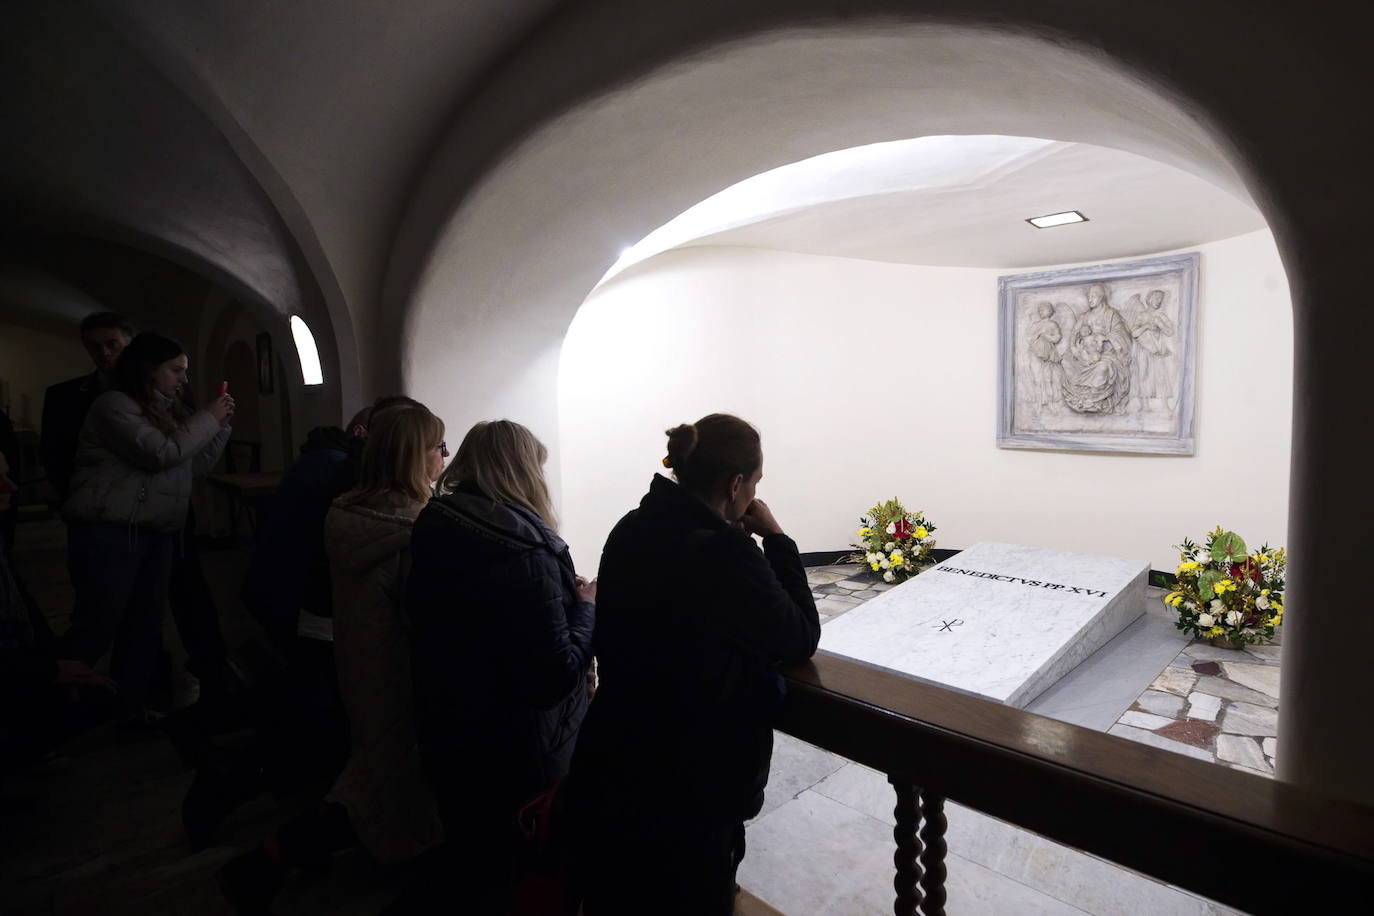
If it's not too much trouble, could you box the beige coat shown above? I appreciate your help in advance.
[64,391,230,532]
[324,492,444,862]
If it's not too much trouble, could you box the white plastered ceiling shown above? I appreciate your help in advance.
[606,135,1264,282]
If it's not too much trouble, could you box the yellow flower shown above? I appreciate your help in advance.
[1214,578,1236,595]
[1177,561,1200,576]
[914,526,929,539]
[1164,592,1185,607]
[890,553,905,567]
[858,527,872,538]
[870,561,881,571]
[1207,626,1225,637]
[1260,589,1271,596]
[1268,615,1281,626]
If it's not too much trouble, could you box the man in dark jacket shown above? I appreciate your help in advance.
[241,395,420,648]
[39,312,132,504]
[569,415,820,914]
[241,422,360,649]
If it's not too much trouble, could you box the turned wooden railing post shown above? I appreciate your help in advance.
[917,792,949,915]
[887,776,923,916]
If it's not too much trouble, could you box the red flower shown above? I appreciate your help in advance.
[893,518,914,540]
[1229,560,1263,583]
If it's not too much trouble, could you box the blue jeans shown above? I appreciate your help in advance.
[61,523,174,714]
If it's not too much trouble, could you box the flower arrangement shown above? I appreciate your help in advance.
[848,498,937,584]
[1164,526,1286,647]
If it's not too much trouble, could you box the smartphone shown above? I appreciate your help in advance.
[217,380,229,396]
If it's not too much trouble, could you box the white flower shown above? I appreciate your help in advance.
[885,522,896,535]
[882,569,896,583]
[1225,610,1243,626]
[1210,599,1225,613]
[1196,613,1215,628]
[885,541,896,551]
[1255,595,1270,610]
[879,559,890,569]
[866,552,880,564]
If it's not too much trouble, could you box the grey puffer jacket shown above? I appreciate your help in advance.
[63,391,230,533]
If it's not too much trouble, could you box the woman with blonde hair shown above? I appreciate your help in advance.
[406,419,595,908]
[219,401,447,910]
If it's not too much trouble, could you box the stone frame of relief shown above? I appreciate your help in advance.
[997,252,1199,455]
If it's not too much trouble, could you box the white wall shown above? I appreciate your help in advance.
[558,229,1291,572]
[0,321,93,430]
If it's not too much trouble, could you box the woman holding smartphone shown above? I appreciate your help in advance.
[60,332,233,723]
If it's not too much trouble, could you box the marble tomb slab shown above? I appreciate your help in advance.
[818,541,1147,707]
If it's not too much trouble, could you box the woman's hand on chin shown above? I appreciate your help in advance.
[740,499,783,538]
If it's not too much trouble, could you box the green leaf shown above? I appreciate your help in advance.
[1198,569,1222,601]
[1210,531,1247,563]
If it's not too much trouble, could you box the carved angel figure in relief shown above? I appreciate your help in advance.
[1132,288,1177,410]
[1026,301,1065,408]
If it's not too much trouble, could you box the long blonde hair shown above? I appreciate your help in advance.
[340,402,444,507]
[441,419,557,530]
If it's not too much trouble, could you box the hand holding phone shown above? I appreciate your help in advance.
[210,381,235,425]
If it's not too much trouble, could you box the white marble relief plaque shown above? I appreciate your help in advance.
[819,541,1148,707]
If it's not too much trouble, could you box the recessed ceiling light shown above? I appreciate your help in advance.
[1027,210,1088,229]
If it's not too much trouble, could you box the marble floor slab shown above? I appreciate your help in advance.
[1025,597,1190,730]
[742,789,1091,915]
[821,542,1147,708]
[755,755,1240,915]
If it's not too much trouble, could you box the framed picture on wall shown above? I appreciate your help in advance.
[997,251,1199,455]
[256,332,274,395]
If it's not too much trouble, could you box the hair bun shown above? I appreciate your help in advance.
[664,423,698,470]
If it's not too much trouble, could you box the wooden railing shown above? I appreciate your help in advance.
[777,652,1374,916]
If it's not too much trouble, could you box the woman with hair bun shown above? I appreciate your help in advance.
[569,413,820,915]
[60,332,233,723]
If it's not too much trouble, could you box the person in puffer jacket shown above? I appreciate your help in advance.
[407,419,595,910]
[59,332,232,722]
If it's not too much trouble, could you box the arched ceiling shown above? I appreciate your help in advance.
[2,0,560,401]
[0,4,305,319]
[607,136,1264,280]
[99,0,564,392]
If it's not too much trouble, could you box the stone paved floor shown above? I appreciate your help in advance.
[1107,638,1279,776]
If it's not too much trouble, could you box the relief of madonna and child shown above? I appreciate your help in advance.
[1000,253,1196,454]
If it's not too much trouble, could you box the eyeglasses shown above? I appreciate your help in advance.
[435,441,449,456]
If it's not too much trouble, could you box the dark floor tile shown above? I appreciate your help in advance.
[1156,719,1220,749]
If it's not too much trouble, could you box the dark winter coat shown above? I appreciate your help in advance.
[407,482,594,814]
[40,370,113,503]
[569,474,820,824]
[241,427,361,644]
